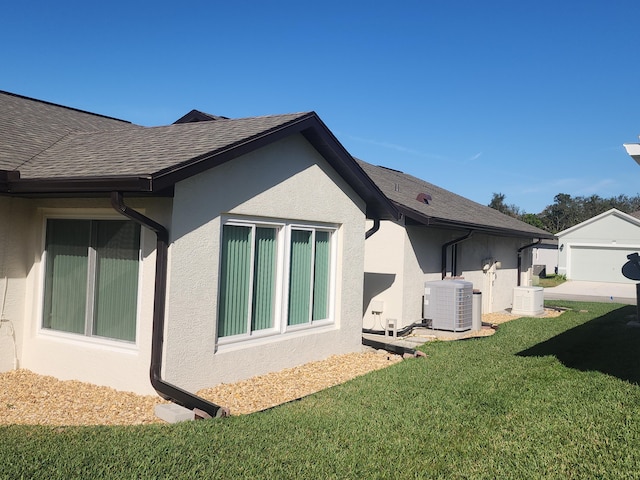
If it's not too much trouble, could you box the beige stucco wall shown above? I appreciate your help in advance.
[363,220,407,329]
[165,134,367,392]
[365,220,535,328]
[15,197,170,395]
[456,233,526,313]
[0,197,30,373]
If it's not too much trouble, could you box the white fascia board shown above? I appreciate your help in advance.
[556,208,640,237]
[623,143,640,166]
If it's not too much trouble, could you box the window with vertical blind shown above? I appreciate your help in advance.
[42,218,141,342]
[217,219,336,342]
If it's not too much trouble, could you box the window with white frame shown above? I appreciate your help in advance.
[217,219,336,341]
[42,218,141,342]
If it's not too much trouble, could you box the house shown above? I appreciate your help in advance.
[357,161,554,330]
[0,91,398,414]
[556,208,640,283]
[531,239,559,278]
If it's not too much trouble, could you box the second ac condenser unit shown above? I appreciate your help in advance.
[424,280,473,332]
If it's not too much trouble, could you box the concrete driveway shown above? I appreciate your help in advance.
[544,280,638,304]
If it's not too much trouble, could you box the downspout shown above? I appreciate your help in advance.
[365,218,380,239]
[441,230,473,279]
[111,192,229,418]
[517,239,542,287]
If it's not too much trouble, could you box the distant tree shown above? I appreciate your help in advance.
[488,192,522,218]
[538,193,640,233]
[539,193,578,233]
[521,213,545,229]
[487,192,640,234]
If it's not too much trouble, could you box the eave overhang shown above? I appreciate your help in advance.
[0,113,400,221]
[623,143,640,166]
[397,204,555,239]
[0,173,160,197]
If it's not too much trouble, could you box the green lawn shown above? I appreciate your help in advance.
[538,274,567,288]
[2,301,640,479]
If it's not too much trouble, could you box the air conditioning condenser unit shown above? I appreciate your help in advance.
[424,280,473,332]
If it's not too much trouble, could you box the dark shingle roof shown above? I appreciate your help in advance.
[173,110,229,123]
[16,113,309,179]
[357,160,553,238]
[0,91,399,220]
[0,90,133,172]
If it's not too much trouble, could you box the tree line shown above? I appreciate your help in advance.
[488,192,640,234]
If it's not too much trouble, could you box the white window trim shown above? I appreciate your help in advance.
[217,216,338,347]
[37,209,144,349]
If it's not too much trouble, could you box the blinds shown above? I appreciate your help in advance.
[312,231,330,321]
[93,221,140,341]
[219,223,334,338]
[288,230,313,326]
[251,228,276,331]
[43,220,90,335]
[43,219,140,342]
[218,225,252,337]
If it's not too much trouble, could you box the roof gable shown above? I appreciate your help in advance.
[357,160,553,238]
[556,208,640,237]
[173,110,229,124]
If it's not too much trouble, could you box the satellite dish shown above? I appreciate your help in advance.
[622,252,640,281]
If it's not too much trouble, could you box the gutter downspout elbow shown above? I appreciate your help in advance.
[365,218,381,239]
[517,239,542,287]
[441,230,473,279]
[110,192,229,418]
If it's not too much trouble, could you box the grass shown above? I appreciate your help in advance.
[537,273,567,288]
[2,301,640,479]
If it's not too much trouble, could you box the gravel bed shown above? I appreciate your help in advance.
[0,310,563,426]
[0,351,402,426]
[0,369,167,426]
[197,350,403,415]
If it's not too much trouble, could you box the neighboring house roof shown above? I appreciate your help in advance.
[0,91,398,220]
[173,110,229,123]
[357,160,554,238]
[556,208,640,237]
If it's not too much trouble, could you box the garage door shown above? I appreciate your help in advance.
[569,245,640,283]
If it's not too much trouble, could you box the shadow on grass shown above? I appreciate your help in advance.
[518,305,640,385]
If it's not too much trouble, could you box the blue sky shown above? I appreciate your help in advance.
[3,1,640,214]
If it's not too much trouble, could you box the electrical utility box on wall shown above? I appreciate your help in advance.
[512,286,544,316]
[424,280,473,332]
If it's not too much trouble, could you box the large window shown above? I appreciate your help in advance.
[42,219,141,342]
[218,219,335,341]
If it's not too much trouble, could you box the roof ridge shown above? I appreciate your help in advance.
[12,130,75,172]
[0,90,132,124]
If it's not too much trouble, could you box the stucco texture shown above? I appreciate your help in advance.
[364,220,534,328]
[165,134,368,392]
[4,197,171,395]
